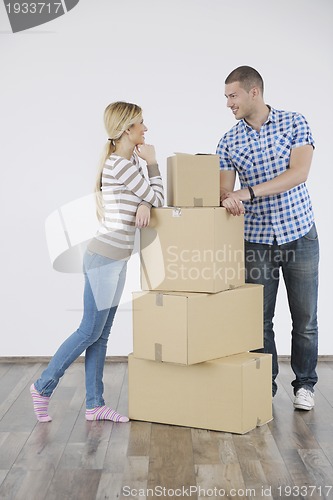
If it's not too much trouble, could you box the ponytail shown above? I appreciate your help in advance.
[95,140,115,222]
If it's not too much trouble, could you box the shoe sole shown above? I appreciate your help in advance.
[293,404,313,411]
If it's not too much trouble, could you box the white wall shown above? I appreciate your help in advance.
[0,0,332,356]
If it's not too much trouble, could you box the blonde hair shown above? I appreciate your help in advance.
[95,101,142,221]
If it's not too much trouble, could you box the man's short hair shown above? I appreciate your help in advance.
[225,66,264,94]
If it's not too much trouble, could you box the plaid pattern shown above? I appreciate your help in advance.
[216,107,315,244]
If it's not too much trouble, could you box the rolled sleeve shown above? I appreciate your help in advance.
[292,113,315,149]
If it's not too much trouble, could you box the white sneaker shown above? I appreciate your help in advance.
[293,388,314,410]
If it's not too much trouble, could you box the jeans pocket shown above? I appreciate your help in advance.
[303,223,318,241]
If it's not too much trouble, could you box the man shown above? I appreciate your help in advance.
[216,66,319,410]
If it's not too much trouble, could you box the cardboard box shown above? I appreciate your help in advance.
[133,284,263,365]
[128,353,272,434]
[167,153,220,207]
[140,207,245,293]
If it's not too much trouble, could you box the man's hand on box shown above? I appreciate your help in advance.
[222,192,245,216]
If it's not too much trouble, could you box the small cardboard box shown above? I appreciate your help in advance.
[140,207,245,293]
[167,153,220,207]
[133,284,263,365]
[128,353,273,434]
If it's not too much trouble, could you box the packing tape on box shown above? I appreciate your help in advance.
[193,197,203,207]
[155,343,162,361]
[256,358,261,369]
[156,294,164,306]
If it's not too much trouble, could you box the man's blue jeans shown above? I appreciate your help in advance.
[245,224,319,396]
[35,250,127,408]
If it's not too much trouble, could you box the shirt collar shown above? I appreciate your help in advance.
[266,106,275,123]
[241,105,275,132]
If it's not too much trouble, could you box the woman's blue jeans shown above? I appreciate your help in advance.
[245,224,319,396]
[35,250,127,408]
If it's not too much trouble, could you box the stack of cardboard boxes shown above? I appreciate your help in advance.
[128,154,272,434]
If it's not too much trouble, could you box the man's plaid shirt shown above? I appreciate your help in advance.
[216,107,315,245]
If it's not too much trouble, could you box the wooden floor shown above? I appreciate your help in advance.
[0,360,332,500]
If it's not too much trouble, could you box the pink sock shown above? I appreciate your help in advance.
[30,384,52,422]
[85,406,129,423]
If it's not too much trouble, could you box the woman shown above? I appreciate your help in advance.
[30,101,164,423]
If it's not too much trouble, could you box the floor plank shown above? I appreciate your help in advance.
[95,471,123,500]
[102,420,131,473]
[191,429,223,465]
[298,449,333,489]
[247,424,295,497]
[120,456,149,500]
[46,469,102,500]
[195,463,246,500]
[11,470,55,500]
[127,421,152,457]
[0,363,41,423]
[147,424,197,498]
[233,433,273,498]
[0,470,9,489]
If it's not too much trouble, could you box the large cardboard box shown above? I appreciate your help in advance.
[133,284,263,365]
[128,353,272,434]
[140,207,245,293]
[167,153,220,207]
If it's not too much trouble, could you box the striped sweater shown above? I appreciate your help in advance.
[88,152,164,260]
